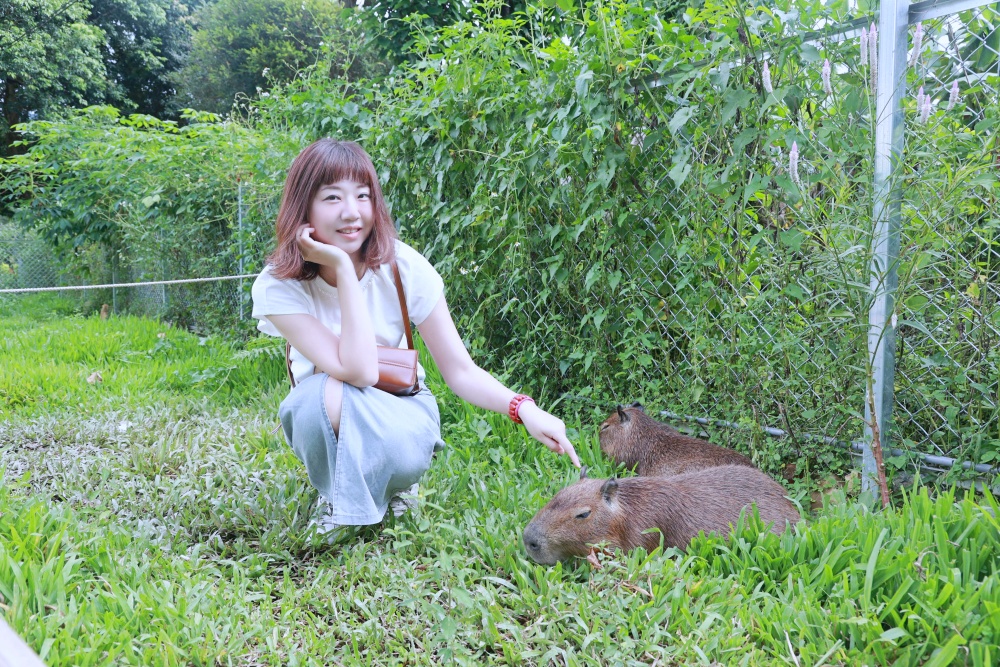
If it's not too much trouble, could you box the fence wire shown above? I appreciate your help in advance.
[435,1,999,481]
[894,4,1000,465]
[0,226,249,335]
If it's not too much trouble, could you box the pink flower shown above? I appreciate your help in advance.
[822,59,832,95]
[762,60,773,94]
[947,80,960,110]
[789,141,800,185]
[870,23,879,93]
[920,92,933,123]
[861,27,869,67]
[909,22,923,69]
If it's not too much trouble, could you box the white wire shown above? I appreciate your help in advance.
[0,274,257,294]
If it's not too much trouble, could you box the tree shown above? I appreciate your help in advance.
[89,0,212,120]
[177,0,379,114]
[360,0,542,63]
[0,0,204,156]
[0,0,108,155]
[359,0,695,65]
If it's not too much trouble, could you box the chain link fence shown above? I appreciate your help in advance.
[0,225,247,329]
[0,222,60,291]
[0,176,275,334]
[894,2,1000,468]
[426,1,999,485]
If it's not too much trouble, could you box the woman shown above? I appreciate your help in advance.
[252,139,579,537]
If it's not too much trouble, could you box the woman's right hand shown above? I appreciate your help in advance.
[297,226,352,272]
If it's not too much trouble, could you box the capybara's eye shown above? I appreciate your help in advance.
[575,510,591,519]
[599,424,609,432]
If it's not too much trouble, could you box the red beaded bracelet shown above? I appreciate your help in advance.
[508,394,535,424]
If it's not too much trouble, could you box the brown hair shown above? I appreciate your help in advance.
[267,139,397,280]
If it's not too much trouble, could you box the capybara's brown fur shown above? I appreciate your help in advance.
[599,403,755,476]
[522,465,800,564]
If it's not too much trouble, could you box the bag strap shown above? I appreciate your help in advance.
[285,259,412,388]
[391,259,415,351]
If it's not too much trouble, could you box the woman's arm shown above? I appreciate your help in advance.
[266,226,379,387]
[266,312,377,387]
[417,296,580,467]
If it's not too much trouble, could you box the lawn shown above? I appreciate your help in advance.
[1,294,998,666]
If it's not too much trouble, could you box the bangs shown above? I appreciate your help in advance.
[312,143,377,192]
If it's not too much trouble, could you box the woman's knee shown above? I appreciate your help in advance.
[396,442,433,481]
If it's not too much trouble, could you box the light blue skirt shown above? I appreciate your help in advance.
[279,373,445,525]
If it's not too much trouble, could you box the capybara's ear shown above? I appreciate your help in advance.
[601,478,619,504]
[616,405,629,422]
[580,465,589,480]
[630,401,645,412]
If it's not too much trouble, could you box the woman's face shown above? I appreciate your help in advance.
[307,179,374,263]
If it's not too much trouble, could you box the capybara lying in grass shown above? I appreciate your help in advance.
[523,465,800,565]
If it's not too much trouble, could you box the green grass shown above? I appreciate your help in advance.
[2,294,999,665]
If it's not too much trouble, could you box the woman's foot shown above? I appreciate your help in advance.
[308,498,346,543]
[389,483,419,517]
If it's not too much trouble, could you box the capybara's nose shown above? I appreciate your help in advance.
[523,525,541,552]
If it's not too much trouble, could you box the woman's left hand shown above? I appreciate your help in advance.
[518,402,581,468]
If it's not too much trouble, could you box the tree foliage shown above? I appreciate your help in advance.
[0,0,107,155]
[0,0,203,156]
[177,0,383,114]
[90,0,212,120]
[360,0,697,64]
[3,0,999,474]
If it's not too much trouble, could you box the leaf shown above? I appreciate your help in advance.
[800,44,821,62]
[783,284,808,301]
[668,160,691,188]
[779,228,805,251]
[720,89,754,126]
[862,529,888,612]
[877,627,908,643]
[575,69,593,98]
[669,107,694,135]
[898,319,933,338]
[903,294,928,312]
[922,634,966,667]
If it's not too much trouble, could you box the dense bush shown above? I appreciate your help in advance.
[2,0,998,475]
[1,107,299,331]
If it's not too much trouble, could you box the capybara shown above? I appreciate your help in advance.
[522,465,800,565]
[599,402,755,476]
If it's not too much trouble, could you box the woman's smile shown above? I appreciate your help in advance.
[336,226,363,239]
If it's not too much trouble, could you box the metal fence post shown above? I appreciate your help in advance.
[864,0,909,494]
[112,253,118,314]
[238,178,245,323]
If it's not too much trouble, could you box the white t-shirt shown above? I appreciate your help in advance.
[251,240,445,386]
